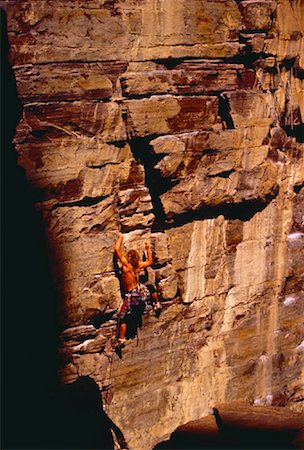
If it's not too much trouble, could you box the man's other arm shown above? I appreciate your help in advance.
[140,242,153,268]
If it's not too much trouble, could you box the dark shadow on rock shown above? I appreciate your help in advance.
[218,93,235,130]
[128,136,177,232]
[166,191,279,228]
[113,252,125,298]
[114,346,124,359]
[1,8,59,448]
[153,405,304,450]
[47,376,127,449]
[283,124,304,143]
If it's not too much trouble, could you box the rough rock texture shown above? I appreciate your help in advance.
[2,0,304,449]
[157,403,304,449]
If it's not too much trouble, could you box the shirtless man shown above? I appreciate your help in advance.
[114,233,161,348]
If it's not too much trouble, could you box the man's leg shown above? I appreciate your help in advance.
[115,300,127,348]
[119,323,126,340]
[114,324,126,349]
[152,291,161,309]
[146,284,161,309]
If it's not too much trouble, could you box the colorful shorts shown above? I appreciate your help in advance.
[120,284,150,319]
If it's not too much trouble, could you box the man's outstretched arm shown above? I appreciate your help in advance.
[115,233,127,265]
[140,242,153,268]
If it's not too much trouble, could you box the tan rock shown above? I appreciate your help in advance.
[240,32,267,54]
[124,95,218,138]
[154,264,178,300]
[118,187,155,231]
[167,403,304,449]
[4,0,243,65]
[150,232,172,265]
[121,68,256,97]
[4,0,304,449]
[16,137,132,186]
[224,90,274,128]
[5,1,133,64]
[61,325,97,342]
[14,62,128,102]
[166,217,229,303]
[14,101,126,144]
[265,0,304,65]
[160,160,279,218]
[72,332,107,354]
[239,1,276,31]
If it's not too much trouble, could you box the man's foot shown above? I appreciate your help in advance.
[153,303,162,317]
[153,303,162,311]
[115,338,125,349]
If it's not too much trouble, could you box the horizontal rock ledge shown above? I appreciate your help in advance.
[158,403,304,449]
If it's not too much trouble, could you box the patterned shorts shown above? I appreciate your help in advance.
[120,284,150,320]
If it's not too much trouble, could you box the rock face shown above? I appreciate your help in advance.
[3,0,304,449]
[157,403,304,449]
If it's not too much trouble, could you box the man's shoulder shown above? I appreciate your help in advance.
[122,261,132,270]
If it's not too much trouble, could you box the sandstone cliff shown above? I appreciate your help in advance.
[2,0,304,449]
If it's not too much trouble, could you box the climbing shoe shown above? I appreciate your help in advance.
[153,302,162,318]
[153,303,162,311]
[115,338,125,349]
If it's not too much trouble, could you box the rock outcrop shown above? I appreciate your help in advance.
[2,0,304,449]
[155,403,304,449]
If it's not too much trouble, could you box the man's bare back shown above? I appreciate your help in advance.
[115,233,152,292]
[113,232,162,348]
[121,263,141,292]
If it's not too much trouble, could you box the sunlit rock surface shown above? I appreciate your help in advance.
[3,0,304,448]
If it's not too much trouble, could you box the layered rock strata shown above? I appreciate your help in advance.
[2,0,304,449]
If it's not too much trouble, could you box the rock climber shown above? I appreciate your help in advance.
[114,232,161,349]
